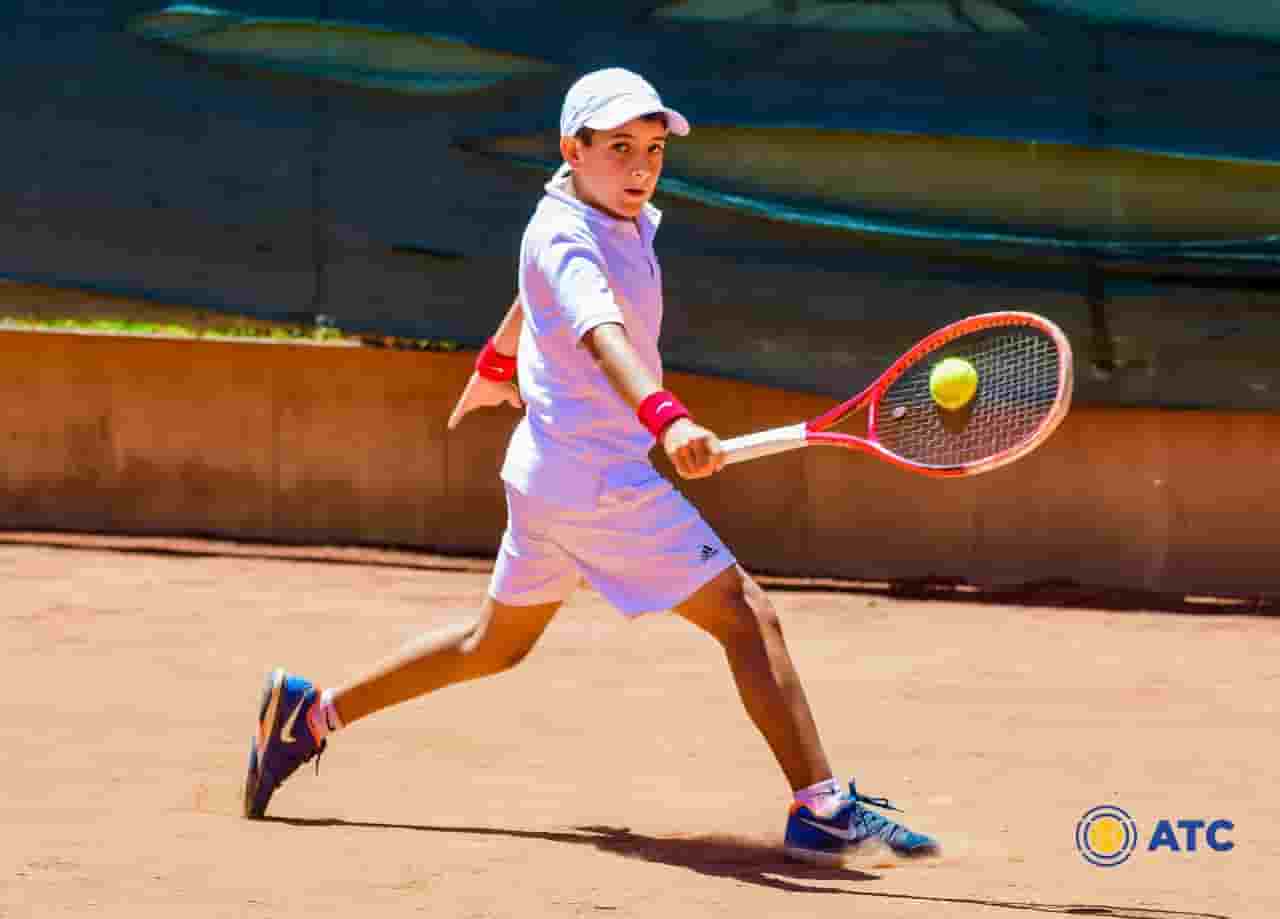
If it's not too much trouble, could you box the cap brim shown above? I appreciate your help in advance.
[582,97,690,136]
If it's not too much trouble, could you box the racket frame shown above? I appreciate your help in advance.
[722,311,1073,477]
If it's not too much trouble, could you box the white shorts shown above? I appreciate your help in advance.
[488,467,737,616]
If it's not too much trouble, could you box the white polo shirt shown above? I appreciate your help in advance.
[500,172,666,510]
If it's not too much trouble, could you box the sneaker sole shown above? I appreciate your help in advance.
[242,668,286,819]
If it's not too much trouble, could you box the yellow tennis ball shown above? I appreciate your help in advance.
[929,357,978,410]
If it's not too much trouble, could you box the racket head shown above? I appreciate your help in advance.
[856,311,1073,476]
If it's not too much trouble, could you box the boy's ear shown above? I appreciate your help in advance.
[559,135,581,169]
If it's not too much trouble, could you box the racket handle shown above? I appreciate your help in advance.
[722,423,808,465]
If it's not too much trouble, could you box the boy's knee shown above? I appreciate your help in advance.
[715,579,782,645]
[461,615,538,674]
[498,640,537,671]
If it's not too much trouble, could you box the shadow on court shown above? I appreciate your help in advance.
[264,817,1231,919]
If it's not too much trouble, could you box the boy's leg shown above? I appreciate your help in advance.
[244,596,560,818]
[673,564,831,791]
[332,596,562,725]
[673,564,938,862]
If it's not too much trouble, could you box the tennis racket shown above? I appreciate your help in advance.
[722,311,1073,477]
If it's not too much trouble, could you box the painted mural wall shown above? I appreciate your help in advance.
[3,2,1279,409]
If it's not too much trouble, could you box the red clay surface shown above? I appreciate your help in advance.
[3,536,1277,918]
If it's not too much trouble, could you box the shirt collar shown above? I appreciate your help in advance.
[543,166,662,245]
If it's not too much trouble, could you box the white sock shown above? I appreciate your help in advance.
[307,688,343,743]
[794,777,845,818]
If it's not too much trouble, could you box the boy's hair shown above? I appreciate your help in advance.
[574,112,668,147]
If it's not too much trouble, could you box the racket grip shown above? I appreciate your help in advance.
[722,423,808,465]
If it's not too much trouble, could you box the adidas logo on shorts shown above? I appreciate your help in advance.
[699,544,719,562]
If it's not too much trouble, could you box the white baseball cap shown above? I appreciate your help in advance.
[559,68,690,139]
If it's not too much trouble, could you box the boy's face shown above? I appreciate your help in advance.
[559,115,669,220]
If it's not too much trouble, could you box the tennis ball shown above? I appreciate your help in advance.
[929,357,978,410]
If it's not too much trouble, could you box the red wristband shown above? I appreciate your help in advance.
[475,338,516,382]
[637,390,691,439]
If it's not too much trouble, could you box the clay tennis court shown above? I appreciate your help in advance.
[3,534,1276,918]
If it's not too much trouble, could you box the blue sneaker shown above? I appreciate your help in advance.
[243,668,325,818]
[784,780,939,865]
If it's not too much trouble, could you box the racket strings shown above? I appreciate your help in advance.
[875,327,1063,467]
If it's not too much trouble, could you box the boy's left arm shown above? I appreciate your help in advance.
[447,297,524,430]
[583,322,724,480]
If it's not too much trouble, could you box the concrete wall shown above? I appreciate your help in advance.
[3,329,1278,597]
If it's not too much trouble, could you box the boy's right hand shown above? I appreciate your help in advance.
[662,418,725,479]
[447,372,523,430]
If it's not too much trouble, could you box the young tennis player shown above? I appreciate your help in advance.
[244,68,939,865]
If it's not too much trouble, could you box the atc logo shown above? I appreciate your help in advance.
[1076,805,1235,867]
[1076,805,1138,867]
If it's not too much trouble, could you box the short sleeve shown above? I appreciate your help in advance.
[537,235,624,341]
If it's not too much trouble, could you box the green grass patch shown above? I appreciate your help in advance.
[0,315,462,351]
